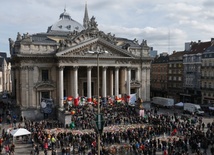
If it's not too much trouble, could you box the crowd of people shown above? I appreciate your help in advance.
[0,100,214,155]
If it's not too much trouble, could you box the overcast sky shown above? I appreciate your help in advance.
[1,0,214,56]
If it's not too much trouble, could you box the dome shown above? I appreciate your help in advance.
[47,9,84,33]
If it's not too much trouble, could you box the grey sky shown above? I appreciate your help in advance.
[1,0,214,56]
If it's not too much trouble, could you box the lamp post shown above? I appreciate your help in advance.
[88,50,107,155]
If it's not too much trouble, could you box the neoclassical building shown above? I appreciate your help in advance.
[9,5,152,119]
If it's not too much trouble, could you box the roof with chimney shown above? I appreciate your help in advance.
[189,40,211,54]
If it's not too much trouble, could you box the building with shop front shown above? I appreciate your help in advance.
[9,5,152,120]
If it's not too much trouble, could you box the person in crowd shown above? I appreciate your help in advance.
[2,100,214,155]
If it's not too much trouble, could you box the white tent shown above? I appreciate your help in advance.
[175,102,184,107]
[10,128,31,137]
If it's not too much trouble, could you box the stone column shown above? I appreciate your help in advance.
[115,67,119,99]
[110,70,113,97]
[59,66,64,109]
[102,66,107,103]
[69,69,73,96]
[73,66,78,99]
[87,66,92,103]
[126,67,131,103]
[120,68,126,94]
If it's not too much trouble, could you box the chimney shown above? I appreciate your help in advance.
[198,40,201,43]
[173,50,176,54]
[211,38,214,46]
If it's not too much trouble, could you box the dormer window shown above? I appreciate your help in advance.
[58,25,62,29]
[67,25,71,30]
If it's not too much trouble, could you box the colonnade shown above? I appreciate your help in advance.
[58,66,133,108]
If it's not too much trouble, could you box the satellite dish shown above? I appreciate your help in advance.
[41,101,47,108]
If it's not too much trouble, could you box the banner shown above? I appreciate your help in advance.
[129,94,137,104]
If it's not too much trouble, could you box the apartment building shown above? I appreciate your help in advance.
[201,39,214,104]
[168,51,187,103]
[183,40,210,104]
[150,52,169,98]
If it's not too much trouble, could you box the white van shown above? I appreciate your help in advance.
[183,103,204,115]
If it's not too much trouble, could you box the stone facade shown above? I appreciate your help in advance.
[9,6,152,120]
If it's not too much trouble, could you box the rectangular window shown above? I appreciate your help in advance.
[42,70,49,81]
[204,82,207,88]
[209,82,212,88]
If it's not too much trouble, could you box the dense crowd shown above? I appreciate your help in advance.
[0,101,214,155]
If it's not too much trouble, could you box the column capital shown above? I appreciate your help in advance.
[73,66,79,70]
[126,67,131,71]
[115,67,120,70]
[87,66,93,71]
[102,66,108,70]
[58,66,64,71]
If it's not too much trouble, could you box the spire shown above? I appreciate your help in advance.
[83,1,89,29]
[64,4,66,12]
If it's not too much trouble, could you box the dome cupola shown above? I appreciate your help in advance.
[47,9,84,33]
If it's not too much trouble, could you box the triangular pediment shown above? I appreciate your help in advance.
[56,37,135,58]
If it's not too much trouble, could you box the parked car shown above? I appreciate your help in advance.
[183,103,204,116]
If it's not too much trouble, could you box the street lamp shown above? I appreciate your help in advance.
[88,50,108,155]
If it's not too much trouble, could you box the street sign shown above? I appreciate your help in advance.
[95,113,104,134]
